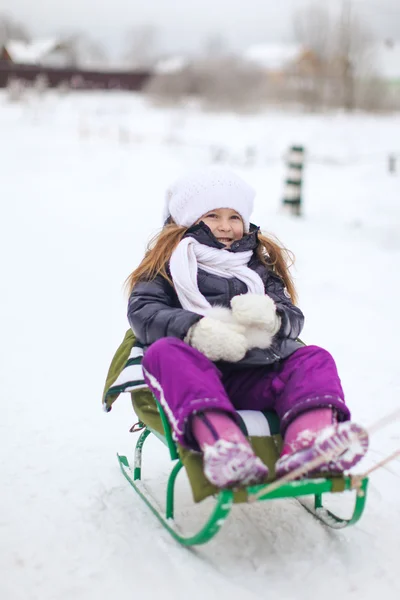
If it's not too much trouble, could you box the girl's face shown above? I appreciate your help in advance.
[197,208,244,248]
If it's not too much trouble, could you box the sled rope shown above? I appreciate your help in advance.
[356,448,400,479]
[367,407,400,435]
[351,408,400,484]
[249,409,400,502]
[249,430,361,502]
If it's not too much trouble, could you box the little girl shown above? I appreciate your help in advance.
[126,167,368,488]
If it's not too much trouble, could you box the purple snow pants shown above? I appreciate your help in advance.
[142,338,350,449]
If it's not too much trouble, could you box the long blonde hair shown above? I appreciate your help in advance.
[125,222,298,304]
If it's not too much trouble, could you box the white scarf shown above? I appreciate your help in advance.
[169,237,265,315]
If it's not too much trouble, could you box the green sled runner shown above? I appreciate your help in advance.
[103,329,369,546]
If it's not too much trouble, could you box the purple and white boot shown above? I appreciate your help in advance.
[192,411,269,488]
[275,409,369,479]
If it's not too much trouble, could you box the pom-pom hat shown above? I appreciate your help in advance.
[164,167,255,232]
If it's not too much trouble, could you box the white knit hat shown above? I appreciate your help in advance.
[164,167,255,232]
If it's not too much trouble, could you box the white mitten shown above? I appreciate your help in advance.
[202,305,277,350]
[231,293,281,334]
[185,317,248,362]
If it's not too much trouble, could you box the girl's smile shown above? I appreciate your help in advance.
[196,208,244,247]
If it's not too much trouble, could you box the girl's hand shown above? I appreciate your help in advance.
[185,317,248,362]
[231,293,281,334]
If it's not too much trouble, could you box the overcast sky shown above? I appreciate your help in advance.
[2,0,400,55]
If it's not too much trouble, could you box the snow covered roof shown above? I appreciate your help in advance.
[154,56,188,74]
[243,43,302,71]
[4,39,62,65]
[374,41,400,80]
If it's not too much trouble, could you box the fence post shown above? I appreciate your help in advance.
[210,146,227,164]
[388,154,397,174]
[283,145,305,216]
[244,146,256,167]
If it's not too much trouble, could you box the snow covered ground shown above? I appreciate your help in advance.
[1,90,400,600]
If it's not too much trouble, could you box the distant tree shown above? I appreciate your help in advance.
[202,34,230,59]
[332,0,374,111]
[293,3,332,61]
[292,3,333,109]
[292,1,376,111]
[0,12,30,45]
[124,25,159,68]
[82,37,107,68]
[55,31,108,68]
[67,33,107,68]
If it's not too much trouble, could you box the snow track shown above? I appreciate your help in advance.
[1,92,399,600]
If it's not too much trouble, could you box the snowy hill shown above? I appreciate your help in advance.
[1,91,400,600]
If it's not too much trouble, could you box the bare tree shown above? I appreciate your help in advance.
[124,25,159,68]
[292,1,377,111]
[0,12,30,46]
[332,1,374,111]
[202,33,229,59]
[146,53,268,112]
[81,37,107,68]
[292,3,334,110]
[293,3,332,61]
[63,32,107,68]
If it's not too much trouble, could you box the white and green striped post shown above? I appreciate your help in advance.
[283,145,305,216]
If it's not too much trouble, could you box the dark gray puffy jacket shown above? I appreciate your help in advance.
[127,223,305,367]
